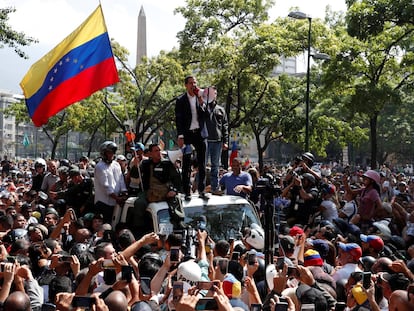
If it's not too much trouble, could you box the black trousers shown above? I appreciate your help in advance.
[182,130,207,195]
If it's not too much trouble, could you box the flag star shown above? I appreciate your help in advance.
[49,85,53,91]
[54,68,58,74]
[80,65,84,69]
[66,57,70,62]
[73,58,78,64]
[50,77,54,82]
[59,61,63,66]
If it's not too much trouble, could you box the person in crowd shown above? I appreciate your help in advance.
[219,158,253,198]
[282,172,319,226]
[129,143,182,237]
[175,75,208,199]
[344,169,382,233]
[31,158,47,192]
[41,160,60,201]
[94,141,128,224]
[203,86,229,195]
[126,142,146,196]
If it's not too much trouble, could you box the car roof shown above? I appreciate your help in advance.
[147,194,252,213]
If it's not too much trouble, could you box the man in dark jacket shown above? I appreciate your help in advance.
[175,75,208,199]
[129,144,182,237]
[204,86,228,194]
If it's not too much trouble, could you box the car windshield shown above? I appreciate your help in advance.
[157,202,260,241]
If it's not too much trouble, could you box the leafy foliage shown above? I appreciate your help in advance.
[0,7,37,58]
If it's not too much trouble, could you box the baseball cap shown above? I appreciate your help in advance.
[337,242,362,261]
[304,249,323,267]
[308,239,329,258]
[222,273,242,298]
[351,284,368,305]
[289,225,304,237]
[360,234,384,252]
[131,143,145,151]
[116,154,127,161]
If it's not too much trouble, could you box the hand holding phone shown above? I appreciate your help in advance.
[170,247,180,264]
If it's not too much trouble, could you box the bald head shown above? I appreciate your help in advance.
[4,291,31,311]
[372,256,393,273]
[104,290,128,311]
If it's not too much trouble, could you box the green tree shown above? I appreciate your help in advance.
[322,4,414,168]
[0,7,37,58]
[113,42,184,145]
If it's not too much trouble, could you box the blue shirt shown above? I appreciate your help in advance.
[219,171,252,198]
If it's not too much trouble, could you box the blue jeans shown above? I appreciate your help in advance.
[207,141,222,191]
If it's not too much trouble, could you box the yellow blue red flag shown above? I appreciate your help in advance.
[20,5,119,127]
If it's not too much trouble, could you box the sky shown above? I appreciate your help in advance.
[0,0,347,94]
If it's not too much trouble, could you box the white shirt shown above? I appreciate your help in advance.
[188,93,200,130]
[94,160,127,206]
[321,199,338,221]
[332,263,361,282]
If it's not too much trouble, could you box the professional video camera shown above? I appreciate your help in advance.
[255,177,282,200]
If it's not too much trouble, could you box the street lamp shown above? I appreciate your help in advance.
[289,12,332,152]
[289,11,312,152]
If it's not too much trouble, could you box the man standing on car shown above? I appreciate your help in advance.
[204,86,229,195]
[175,75,208,200]
[219,158,252,198]
[130,144,182,236]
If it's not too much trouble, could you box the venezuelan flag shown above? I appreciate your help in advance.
[20,5,119,127]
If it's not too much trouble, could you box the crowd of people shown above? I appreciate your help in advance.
[0,75,413,310]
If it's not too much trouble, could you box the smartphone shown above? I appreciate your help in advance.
[231,252,240,261]
[41,303,56,311]
[140,276,151,295]
[69,209,77,221]
[250,303,262,311]
[363,272,371,289]
[334,302,347,311]
[287,266,299,278]
[300,304,315,311]
[59,255,73,263]
[197,281,218,291]
[275,302,288,311]
[173,281,184,302]
[101,259,115,269]
[248,252,257,266]
[72,296,95,308]
[170,247,180,263]
[121,265,133,283]
[218,258,228,275]
[195,298,218,310]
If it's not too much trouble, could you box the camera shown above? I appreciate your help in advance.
[255,177,281,199]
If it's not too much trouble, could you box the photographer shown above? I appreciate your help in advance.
[282,173,319,227]
[285,152,321,186]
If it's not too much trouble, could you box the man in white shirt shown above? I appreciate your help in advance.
[332,242,362,283]
[94,141,128,224]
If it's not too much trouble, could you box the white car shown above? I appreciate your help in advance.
[113,194,262,241]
